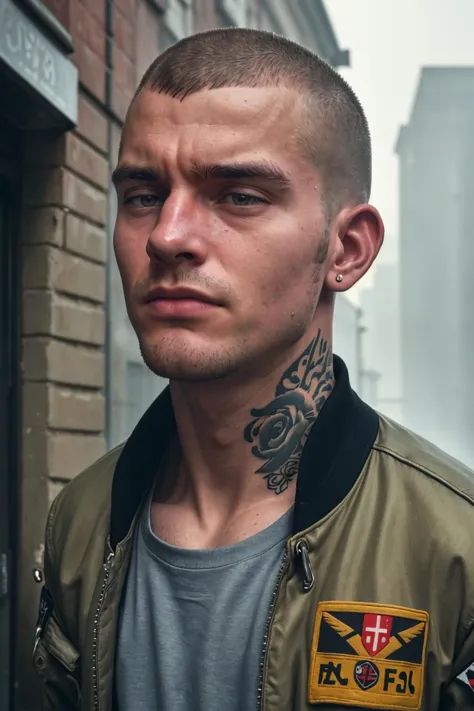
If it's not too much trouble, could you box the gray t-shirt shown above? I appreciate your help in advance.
[116,498,293,711]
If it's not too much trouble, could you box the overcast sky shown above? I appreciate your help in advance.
[325,0,474,272]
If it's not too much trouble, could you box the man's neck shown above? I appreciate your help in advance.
[164,328,334,515]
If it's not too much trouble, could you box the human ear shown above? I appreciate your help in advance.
[325,204,384,291]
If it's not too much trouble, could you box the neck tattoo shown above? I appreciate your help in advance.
[244,330,334,495]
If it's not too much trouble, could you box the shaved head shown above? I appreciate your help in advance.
[132,28,371,218]
[114,29,383,384]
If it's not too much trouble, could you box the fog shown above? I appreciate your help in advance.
[328,0,474,466]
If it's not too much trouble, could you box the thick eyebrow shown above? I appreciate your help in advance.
[111,160,293,191]
[190,161,292,191]
[111,164,161,186]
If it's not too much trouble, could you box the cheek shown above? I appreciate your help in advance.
[113,224,147,287]
[256,249,320,310]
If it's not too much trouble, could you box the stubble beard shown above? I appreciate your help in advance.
[137,306,316,385]
[138,332,249,382]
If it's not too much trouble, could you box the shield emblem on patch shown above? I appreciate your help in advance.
[354,660,379,690]
[361,613,393,656]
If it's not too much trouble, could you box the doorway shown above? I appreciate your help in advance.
[0,118,21,711]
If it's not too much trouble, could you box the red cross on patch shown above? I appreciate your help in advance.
[361,614,393,656]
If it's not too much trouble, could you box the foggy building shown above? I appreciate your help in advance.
[360,262,403,423]
[334,294,381,407]
[334,294,364,394]
[396,67,474,466]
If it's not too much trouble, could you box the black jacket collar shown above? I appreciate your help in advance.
[110,356,380,549]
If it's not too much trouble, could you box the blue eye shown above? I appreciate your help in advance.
[126,195,161,207]
[223,193,265,206]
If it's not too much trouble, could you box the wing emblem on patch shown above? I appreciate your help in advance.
[323,612,425,659]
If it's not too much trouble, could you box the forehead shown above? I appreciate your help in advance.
[120,86,311,171]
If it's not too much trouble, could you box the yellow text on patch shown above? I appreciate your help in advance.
[309,601,429,711]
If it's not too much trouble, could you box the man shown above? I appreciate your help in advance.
[33,28,474,711]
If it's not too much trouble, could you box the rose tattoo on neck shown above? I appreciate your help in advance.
[244,330,334,495]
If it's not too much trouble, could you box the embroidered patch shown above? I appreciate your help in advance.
[457,661,474,693]
[309,601,429,710]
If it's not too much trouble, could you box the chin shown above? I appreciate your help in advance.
[139,333,247,382]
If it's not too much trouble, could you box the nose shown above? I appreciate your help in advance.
[146,191,208,266]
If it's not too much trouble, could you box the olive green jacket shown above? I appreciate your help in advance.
[34,357,474,711]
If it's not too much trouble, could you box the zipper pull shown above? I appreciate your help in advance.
[104,551,114,572]
[104,538,115,571]
[294,539,314,592]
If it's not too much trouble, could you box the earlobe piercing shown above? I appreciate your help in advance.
[335,274,344,283]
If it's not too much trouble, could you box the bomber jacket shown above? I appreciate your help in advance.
[34,356,474,711]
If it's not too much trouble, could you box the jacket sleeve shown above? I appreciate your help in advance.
[33,488,81,711]
[440,623,474,709]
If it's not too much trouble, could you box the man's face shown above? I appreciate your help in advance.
[113,85,332,381]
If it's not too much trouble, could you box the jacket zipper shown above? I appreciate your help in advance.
[256,537,314,711]
[256,548,289,711]
[92,536,313,711]
[92,542,115,711]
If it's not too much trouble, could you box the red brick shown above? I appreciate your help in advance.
[114,9,135,59]
[136,0,160,80]
[70,0,105,61]
[115,0,136,20]
[113,45,136,95]
[111,81,133,123]
[77,93,108,153]
[82,0,105,25]
[73,43,106,103]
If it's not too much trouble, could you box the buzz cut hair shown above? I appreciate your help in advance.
[133,28,372,218]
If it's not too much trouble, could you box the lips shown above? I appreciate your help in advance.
[141,285,222,319]
[144,287,219,306]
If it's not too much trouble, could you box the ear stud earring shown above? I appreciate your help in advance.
[335,274,344,283]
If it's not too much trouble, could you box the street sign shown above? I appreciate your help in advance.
[0,0,77,125]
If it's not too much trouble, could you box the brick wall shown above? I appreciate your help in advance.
[17,126,109,707]
[14,0,137,705]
